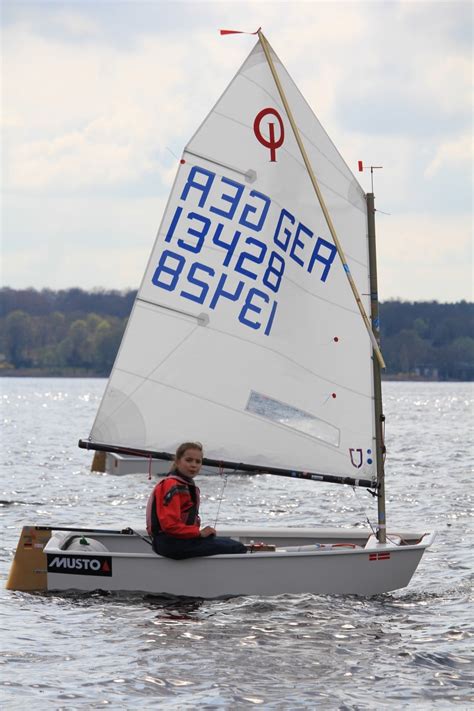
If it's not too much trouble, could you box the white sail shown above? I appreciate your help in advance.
[89,38,376,479]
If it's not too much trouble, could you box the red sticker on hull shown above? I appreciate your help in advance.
[369,552,391,561]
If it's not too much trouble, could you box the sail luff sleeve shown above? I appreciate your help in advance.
[257,31,386,369]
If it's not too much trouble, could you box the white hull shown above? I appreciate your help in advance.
[7,526,435,598]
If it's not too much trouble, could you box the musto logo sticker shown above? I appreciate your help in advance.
[47,554,112,577]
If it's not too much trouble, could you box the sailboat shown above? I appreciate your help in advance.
[7,31,434,598]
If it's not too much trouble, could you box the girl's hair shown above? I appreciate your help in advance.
[174,441,203,463]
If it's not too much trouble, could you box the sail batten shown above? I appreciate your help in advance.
[136,296,205,322]
[185,149,253,179]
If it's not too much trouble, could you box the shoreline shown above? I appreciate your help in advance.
[0,369,107,378]
[0,369,470,383]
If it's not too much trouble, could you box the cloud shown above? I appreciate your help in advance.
[336,5,471,138]
[3,26,193,190]
[424,134,472,178]
[51,9,100,38]
[9,110,159,189]
[1,192,164,289]
[376,212,473,302]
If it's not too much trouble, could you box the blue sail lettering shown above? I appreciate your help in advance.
[308,237,337,281]
[181,262,215,304]
[209,177,244,219]
[180,166,215,208]
[239,190,271,232]
[238,288,269,331]
[177,212,210,253]
[273,208,295,251]
[290,222,313,267]
[164,206,183,243]
[152,250,185,291]
[209,274,244,310]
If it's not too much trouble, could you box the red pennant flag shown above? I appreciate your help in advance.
[358,160,364,172]
[220,27,261,36]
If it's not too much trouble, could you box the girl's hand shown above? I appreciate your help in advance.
[200,526,216,538]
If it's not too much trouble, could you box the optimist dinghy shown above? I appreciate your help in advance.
[8,525,434,597]
[7,30,434,598]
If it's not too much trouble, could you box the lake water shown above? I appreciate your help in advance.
[1,379,472,710]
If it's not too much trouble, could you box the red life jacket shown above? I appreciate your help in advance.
[146,471,201,539]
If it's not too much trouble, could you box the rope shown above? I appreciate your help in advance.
[350,486,386,542]
[381,413,387,465]
[123,527,153,547]
[213,462,231,529]
[366,516,377,537]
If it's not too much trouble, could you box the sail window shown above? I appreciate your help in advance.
[246,391,340,447]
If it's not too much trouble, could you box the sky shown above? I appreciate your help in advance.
[1,0,472,302]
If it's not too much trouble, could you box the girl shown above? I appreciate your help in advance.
[146,442,247,559]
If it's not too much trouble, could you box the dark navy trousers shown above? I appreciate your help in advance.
[152,533,247,560]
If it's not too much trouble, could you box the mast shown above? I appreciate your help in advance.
[367,192,386,543]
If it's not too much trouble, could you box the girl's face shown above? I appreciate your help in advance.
[176,448,203,478]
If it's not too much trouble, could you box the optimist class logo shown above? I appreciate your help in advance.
[253,108,285,161]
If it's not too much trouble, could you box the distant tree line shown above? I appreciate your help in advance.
[0,288,472,380]
[0,288,132,376]
[379,300,473,380]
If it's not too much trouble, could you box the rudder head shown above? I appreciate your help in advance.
[6,526,51,592]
